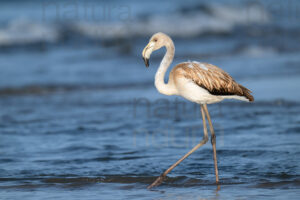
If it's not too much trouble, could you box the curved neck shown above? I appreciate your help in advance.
[155,41,176,95]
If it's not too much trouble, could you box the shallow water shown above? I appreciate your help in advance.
[1,92,300,199]
[1,0,300,199]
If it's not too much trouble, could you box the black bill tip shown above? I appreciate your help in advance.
[143,57,149,67]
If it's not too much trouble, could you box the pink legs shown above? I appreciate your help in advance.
[148,105,209,189]
[203,104,219,184]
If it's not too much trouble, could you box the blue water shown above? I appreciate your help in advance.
[0,0,300,199]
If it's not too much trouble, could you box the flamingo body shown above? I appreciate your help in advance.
[141,32,254,189]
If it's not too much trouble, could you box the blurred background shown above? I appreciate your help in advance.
[0,0,299,199]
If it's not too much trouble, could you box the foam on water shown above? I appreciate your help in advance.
[0,19,59,46]
[0,3,271,46]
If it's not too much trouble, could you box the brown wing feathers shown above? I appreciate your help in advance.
[174,62,254,101]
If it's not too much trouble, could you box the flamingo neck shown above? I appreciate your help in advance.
[154,42,176,96]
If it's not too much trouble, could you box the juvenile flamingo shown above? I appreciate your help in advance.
[142,32,254,189]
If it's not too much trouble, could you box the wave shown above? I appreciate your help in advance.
[68,3,271,39]
[0,3,270,47]
[0,82,152,96]
[0,18,60,47]
[1,175,299,189]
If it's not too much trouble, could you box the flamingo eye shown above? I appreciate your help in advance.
[154,38,158,42]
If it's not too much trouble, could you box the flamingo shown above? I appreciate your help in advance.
[142,32,254,189]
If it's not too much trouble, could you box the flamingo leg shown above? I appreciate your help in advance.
[147,105,209,189]
[203,104,219,184]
